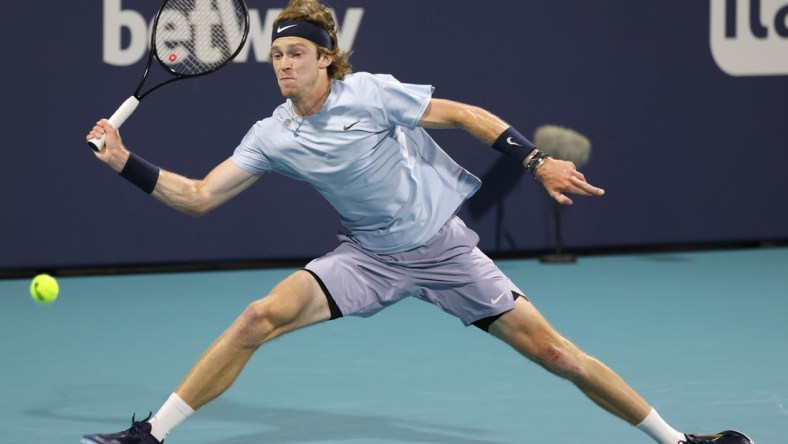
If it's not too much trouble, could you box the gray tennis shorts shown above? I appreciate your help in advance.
[305,216,523,326]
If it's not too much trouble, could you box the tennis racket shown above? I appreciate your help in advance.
[88,0,250,152]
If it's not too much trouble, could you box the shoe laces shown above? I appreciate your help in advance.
[128,412,153,435]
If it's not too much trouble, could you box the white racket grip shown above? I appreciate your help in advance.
[88,96,140,152]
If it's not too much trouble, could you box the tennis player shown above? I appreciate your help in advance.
[82,1,753,443]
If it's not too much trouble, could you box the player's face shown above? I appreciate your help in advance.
[270,37,329,100]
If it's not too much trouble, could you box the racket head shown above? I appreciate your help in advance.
[151,0,250,77]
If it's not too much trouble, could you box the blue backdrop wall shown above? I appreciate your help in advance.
[1,0,787,272]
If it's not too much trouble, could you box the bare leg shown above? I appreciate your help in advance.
[489,297,651,425]
[174,270,331,410]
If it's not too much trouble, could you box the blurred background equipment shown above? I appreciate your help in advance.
[534,125,592,264]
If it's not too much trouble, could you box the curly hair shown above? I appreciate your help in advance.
[274,0,353,80]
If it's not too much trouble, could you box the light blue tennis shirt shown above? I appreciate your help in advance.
[230,72,481,254]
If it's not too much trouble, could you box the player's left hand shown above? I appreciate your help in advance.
[535,158,605,205]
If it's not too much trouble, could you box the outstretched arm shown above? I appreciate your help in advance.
[87,119,260,216]
[418,99,604,205]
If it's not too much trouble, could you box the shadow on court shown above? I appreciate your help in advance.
[201,399,506,444]
[25,388,505,444]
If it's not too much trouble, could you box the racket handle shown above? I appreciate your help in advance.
[88,96,140,152]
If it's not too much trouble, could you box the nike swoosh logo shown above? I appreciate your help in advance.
[277,24,297,33]
[506,137,522,146]
[491,290,508,304]
[343,120,361,131]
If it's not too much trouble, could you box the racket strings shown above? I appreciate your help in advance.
[155,0,247,76]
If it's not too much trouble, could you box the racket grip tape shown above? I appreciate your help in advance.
[88,96,140,152]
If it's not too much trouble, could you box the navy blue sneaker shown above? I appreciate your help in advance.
[81,413,161,444]
[681,430,754,444]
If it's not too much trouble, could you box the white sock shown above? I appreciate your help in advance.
[636,408,686,444]
[147,392,195,442]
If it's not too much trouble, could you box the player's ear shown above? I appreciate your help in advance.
[318,50,333,70]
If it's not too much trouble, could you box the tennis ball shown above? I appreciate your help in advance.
[30,274,59,304]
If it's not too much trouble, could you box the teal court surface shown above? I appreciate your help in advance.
[1,247,786,443]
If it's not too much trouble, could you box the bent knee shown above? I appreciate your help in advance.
[231,299,293,346]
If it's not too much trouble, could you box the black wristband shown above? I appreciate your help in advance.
[119,152,160,194]
[491,127,536,162]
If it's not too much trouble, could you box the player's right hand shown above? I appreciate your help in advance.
[86,119,130,173]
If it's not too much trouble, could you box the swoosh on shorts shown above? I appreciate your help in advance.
[491,290,508,304]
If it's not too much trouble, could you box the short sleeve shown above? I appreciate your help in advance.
[229,122,272,174]
[374,74,434,129]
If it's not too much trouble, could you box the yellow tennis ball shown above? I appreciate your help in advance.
[30,274,59,304]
